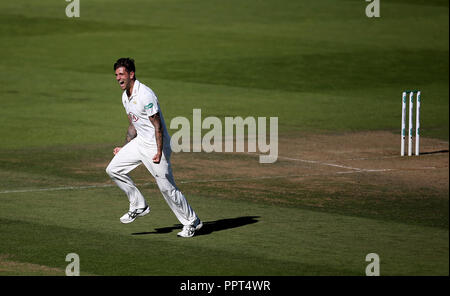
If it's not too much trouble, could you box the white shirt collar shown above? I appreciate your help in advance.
[126,80,140,101]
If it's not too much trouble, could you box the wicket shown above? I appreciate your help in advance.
[401,90,421,156]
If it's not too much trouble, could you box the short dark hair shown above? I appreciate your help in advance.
[114,57,136,74]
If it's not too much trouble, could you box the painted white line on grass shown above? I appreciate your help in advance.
[0,167,429,195]
[0,153,444,195]
[276,155,364,171]
[247,153,447,171]
[0,172,352,195]
[0,184,115,194]
[247,152,391,172]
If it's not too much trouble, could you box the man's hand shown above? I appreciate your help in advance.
[113,147,122,155]
[152,152,162,164]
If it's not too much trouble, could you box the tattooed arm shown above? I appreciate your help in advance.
[148,112,163,163]
[113,115,137,155]
[125,116,137,144]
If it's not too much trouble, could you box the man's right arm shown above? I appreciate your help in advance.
[114,115,137,155]
[125,120,137,144]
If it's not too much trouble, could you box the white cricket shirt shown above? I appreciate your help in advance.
[122,80,171,149]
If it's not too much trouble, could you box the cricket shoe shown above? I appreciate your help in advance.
[120,205,150,224]
[177,218,203,238]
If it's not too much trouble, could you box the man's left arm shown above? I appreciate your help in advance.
[149,112,163,163]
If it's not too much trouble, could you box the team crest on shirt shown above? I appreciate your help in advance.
[128,112,139,122]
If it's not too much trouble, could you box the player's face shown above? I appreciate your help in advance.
[115,67,134,91]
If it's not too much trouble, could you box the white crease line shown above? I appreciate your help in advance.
[0,168,398,195]
[342,155,400,161]
[276,155,363,171]
[247,153,373,171]
[0,159,443,195]
[248,153,447,172]
[0,184,115,194]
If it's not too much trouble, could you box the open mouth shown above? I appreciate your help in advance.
[119,81,125,87]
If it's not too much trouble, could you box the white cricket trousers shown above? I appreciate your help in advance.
[105,137,198,226]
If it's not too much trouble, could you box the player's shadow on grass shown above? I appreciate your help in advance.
[131,216,260,236]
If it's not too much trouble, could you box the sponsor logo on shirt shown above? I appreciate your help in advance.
[129,112,139,122]
[144,103,153,110]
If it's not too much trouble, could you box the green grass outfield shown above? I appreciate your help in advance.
[0,0,448,275]
[0,187,447,276]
